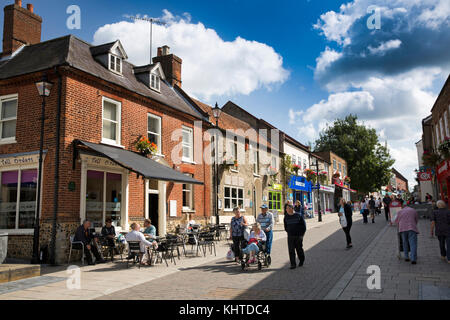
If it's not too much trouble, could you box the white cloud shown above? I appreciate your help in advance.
[93,10,289,100]
[315,47,343,75]
[368,39,402,55]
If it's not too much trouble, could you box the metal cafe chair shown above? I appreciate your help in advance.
[197,232,216,257]
[67,235,85,265]
[152,238,170,267]
[126,241,143,269]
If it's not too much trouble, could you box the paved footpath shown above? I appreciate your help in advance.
[326,215,450,300]
[97,214,385,300]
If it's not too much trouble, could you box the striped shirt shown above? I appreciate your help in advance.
[257,212,274,231]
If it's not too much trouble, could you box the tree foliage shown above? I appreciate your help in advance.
[314,115,395,194]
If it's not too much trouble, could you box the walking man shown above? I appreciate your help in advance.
[284,203,306,269]
[369,195,376,223]
[257,204,274,259]
[395,204,419,264]
[383,194,392,222]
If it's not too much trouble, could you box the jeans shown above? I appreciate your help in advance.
[384,207,390,221]
[437,236,450,261]
[242,243,259,255]
[362,209,369,223]
[401,230,418,262]
[264,230,273,254]
[287,235,305,266]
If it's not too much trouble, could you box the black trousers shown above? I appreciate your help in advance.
[362,210,369,223]
[384,207,390,221]
[437,236,450,259]
[73,241,102,263]
[287,235,305,266]
[232,236,244,259]
[343,220,352,245]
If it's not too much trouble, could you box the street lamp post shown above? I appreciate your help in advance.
[212,103,222,227]
[310,157,322,222]
[31,74,53,264]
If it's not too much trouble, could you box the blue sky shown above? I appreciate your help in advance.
[1,0,449,186]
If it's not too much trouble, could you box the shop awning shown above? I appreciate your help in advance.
[74,140,203,185]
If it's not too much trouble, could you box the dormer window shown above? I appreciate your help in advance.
[150,73,160,91]
[109,54,122,74]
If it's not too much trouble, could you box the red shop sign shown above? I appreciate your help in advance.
[418,171,432,181]
[437,160,450,180]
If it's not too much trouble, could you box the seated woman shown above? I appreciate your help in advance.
[241,223,267,264]
[101,218,116,249]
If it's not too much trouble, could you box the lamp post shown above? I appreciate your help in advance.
[310,157,322,222]
[31,74,53,264]
[212,103,222,226]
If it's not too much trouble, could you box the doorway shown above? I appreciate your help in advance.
[148,193,159,236]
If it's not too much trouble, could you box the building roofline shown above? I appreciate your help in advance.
[430,74,450,113]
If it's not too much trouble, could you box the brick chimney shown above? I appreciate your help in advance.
[152,45,182,87]
[2,1,42,57]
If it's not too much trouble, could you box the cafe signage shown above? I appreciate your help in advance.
[0,153,43,168]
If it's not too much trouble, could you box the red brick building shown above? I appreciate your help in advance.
[0,1,212,263]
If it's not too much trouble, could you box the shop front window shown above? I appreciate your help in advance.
[0,169,37,230]
[224,186,244,210]
[86,170,122,228]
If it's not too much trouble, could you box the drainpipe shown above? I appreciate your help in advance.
[49,67,62,266]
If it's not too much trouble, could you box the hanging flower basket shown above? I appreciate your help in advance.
[344,176,351,183]
[292,164,301,176]
[304,168,317,184]
[318,171,328,185]
[135,136,157,157]
[422,150,441,167]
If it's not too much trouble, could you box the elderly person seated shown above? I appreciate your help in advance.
[241,223,267,264]
[431,200,450,263]
[125,223,157,265]
[143,219,157,242]
[74,220,106,265]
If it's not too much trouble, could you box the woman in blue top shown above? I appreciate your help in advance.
[229,207,248,263]
[143,219,157,244]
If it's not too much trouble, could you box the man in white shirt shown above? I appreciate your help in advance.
[125,223,157,263]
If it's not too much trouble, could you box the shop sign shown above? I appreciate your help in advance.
[83,155,119,168]
[0,153,41,168]
[272,184,283,191]
[418,171,432,181]
[319,185,335,193]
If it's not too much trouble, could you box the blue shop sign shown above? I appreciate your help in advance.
[289,176,312,192]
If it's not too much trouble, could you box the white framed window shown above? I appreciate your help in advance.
[271,156,277,169]
[150,73,160,91]
[302,158,307,170]
[435,125,440,146]
[182,126,194,162]
[445,111,449,137]
[182,174,194,211]
[343,165,346,176]
[291,155,296,165]
[224,186,244,210]
[102,97,121,146]
[0,94,18,142]
[333,160,337,170]
[148,113,161,154]
[109,54,122,74]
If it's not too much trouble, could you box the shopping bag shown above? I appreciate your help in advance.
[226,249,235,260]
[339,214,347,228]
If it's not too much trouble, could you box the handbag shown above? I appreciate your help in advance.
[339,214,348,228]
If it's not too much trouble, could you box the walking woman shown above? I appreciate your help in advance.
[338,198,353,249]
[229,206,248,263]
[431,200,450,263]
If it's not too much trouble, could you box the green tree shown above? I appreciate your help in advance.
[314,115,395,194]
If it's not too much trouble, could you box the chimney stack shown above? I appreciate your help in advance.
[2,1,42,57]
[153,45,182,87]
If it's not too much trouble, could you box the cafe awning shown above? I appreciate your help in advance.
[74,140,203,185]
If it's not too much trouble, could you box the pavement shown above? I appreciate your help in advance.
[325,215,450,300]
[0,211,448,300]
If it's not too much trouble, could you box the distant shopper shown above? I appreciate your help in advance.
[361,197,369,224]
[369,195,376,223]
[383,194,392,222]
[284,203,306,269]
[395,205,419,264]
[257,204,274,258]
[431,200,450,263]
[338,199,353,249]
[294,200,303,216]
[230,207,248,263]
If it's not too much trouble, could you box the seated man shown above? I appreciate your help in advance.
[101,218,116,256]
[73,220,106,265]
[125,223,157,264]
[143,219,157,244]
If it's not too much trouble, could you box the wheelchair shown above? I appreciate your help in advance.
[240,240,271,271]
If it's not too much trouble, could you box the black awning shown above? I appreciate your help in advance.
[74,140,203,185]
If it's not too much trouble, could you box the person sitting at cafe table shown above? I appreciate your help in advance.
[101,218,116,248]
[143,219,157,244]
[125,223,157,264]
[74,220,106,265]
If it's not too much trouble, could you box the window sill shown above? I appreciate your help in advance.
[0,229,34,235]
[0,139,17,145]
[230,169,239,173]
[182,209,196,213]
[182,159,196,165]
[253,173,261,178]
[223,209,246,213]
[101,140,124,149]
